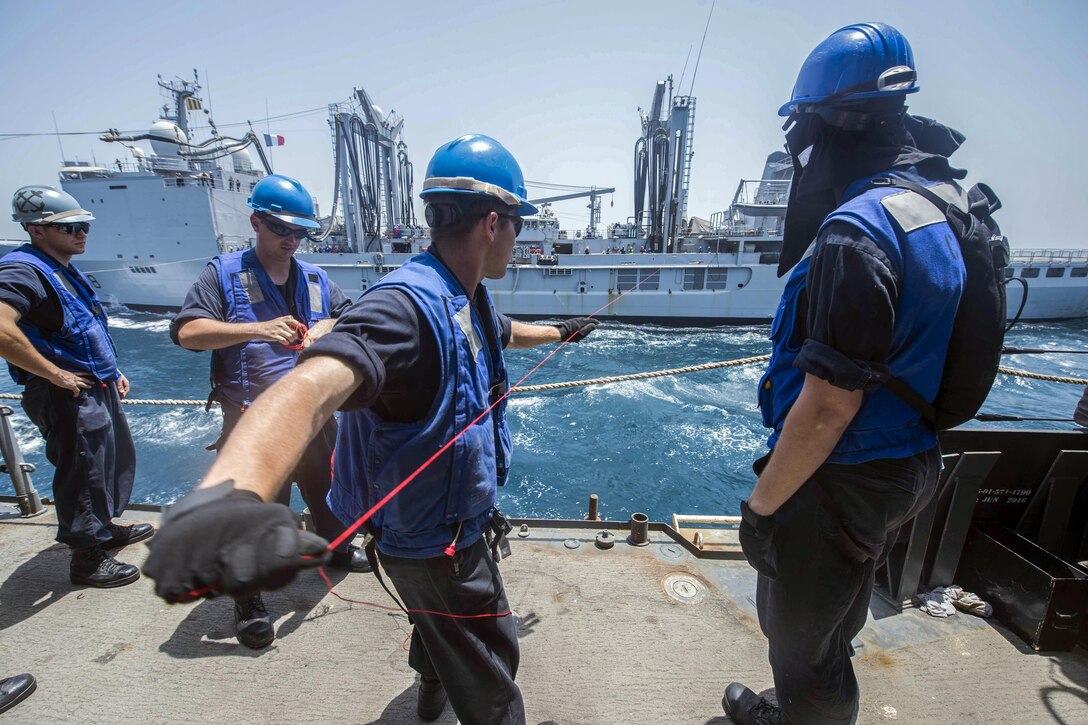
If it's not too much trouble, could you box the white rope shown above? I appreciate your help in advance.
[0,358,1081,406]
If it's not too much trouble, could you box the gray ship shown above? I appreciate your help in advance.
[4,72,1088,322]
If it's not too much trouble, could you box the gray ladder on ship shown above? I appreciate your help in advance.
[678,97,696,224]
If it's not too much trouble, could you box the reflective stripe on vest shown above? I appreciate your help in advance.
[3,244,118,384]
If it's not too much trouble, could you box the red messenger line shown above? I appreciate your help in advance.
[185,268,660,602]
[321,267,659,553]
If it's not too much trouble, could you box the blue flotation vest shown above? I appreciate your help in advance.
[328,252,512,558]
[3,244,118,384]
[758,170,966,464]
[211,249,332,407]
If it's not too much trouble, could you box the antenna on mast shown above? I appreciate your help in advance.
[677,45,693,94]
[51,111,66,163]
[689,0,716,96]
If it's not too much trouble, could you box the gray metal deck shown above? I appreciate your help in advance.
[0,505,1085,724]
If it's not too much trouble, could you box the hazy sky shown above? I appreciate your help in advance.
[2,0,1086,248]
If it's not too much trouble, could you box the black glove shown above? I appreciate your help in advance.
[143,480,331,603]
[739,500,778,580]
[554,316,598,343]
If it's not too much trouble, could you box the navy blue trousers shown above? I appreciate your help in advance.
[378,537,525,725]
[21,377,135,548]
[755,447,940,725]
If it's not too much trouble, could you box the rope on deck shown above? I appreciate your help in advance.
[0,358,1083,405]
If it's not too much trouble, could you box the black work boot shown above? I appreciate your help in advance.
[103,521,155,548]
[417,676,447,722]
[70,545,140,588]
[0,674,36,715]
[723,683,788,724]
[327,544,372,573]
[234,595,274,649]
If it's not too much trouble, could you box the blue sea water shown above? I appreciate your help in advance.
[1,312,1085,524]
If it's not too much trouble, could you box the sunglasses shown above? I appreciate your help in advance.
[258,214,310,240]
[48,222,90,235]
[496,213,523,236]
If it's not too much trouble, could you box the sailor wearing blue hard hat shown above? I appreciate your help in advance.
[169,172,370,650]
[0,185,153,588]
[148,136,596,723]
[420,133,540,218]
[725,23,975,724]
[246,173,322,230]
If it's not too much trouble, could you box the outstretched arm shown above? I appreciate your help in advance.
[203,354,362,500]
[507,319,561,349]
[144,353,365,602]
[507,317,598,349]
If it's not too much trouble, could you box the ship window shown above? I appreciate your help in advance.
[1004,267,1014,279]
[109,185,127,190]
[684,268,706,290]
[1046,267,1065,278]
[1020,268,1040,278]
[706,269,729,290]
[1071,267,1088,278]
[639,269,660,290]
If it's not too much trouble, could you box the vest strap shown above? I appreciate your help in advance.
[363,536,412,623]
[866,177,952,429]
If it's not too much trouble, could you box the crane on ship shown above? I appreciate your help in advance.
[526,183,616,239]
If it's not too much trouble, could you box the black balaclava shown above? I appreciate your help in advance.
[777,103,967,277]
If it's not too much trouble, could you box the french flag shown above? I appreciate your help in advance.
[263,133,285,147]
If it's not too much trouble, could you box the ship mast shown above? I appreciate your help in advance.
[328,88,416,253]
[156,71,201,140]
[633,76,696,253]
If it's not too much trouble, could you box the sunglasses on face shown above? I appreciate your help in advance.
[48,222,90,235]
[496,213,523,236]
[259,214,310,240]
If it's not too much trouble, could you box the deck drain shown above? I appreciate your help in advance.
[663,574,707,604]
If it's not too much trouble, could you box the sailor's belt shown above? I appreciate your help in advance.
[423,176,521,208]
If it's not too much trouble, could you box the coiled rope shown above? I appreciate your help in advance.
[0,356,1083,405]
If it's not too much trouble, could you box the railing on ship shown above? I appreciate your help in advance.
[1011,248,1088,263]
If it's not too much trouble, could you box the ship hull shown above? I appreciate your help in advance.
[5,242,1087,323]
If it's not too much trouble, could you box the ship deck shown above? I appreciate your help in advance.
[1,504,1085,724]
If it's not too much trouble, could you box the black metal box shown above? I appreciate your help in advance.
[956,522,1088,651]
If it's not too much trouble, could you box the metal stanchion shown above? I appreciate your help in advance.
[0,406,46,517]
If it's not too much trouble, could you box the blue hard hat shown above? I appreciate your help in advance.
[247,174,320,229]
[11,185,94,224]
[779,22,919,117]
[420,134,538,216]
